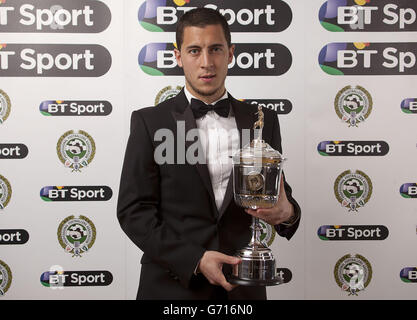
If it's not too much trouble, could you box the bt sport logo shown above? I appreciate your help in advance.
[139,42,291,76]
[138,0,292,33]
[0,0,111,33]
[319,0,417,32]
[319,42,417,75]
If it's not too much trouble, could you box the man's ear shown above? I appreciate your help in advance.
[174,48,183,68]
[228,44,235,64]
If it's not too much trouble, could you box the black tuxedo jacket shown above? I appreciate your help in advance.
[117,89,301,300]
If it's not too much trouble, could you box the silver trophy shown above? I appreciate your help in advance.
[230,106,286,286]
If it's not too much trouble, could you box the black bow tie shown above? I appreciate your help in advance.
[190,98,230,119]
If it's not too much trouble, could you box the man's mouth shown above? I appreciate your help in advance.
[199,74,216,82]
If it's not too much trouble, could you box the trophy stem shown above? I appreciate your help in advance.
[248,217,266,249]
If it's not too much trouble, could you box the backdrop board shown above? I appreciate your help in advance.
[0,0,416,300]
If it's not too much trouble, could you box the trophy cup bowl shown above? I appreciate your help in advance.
[229,107,286,286]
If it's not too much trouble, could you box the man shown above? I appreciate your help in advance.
[117,8,300,300]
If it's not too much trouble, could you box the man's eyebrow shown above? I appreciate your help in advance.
[209,44,225,48]
[185,45,202,50]
[185,43,225,50]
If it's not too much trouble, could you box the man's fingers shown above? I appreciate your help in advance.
[218,275,238,292]
[225,255,241,266]
[206,266,237,291]
[222,281,237,292]
[212,253,241,291]
[199,251,241,291]
[245,208,270,219]
[216,252,241,265]
[245,208,261,217]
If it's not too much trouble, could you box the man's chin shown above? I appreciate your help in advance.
[191,85,222,98]
[196,90,218,97]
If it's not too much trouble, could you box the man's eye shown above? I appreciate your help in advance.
[189,49,199,54]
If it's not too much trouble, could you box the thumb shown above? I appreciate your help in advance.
[217,253,241,265]
[279,175,288,200]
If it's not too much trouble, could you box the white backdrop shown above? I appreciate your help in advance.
[1,0,416,300]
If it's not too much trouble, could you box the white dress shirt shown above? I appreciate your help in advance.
[184,87,240,211]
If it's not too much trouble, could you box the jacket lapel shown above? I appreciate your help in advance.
[170,89,218,216]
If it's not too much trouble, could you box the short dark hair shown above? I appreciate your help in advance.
[176,8,231,51]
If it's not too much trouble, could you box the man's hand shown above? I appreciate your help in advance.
[198,251,241,292]
[245,176,295,225]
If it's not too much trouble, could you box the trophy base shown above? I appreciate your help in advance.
[228,274,282,287]
[230,245,282,287]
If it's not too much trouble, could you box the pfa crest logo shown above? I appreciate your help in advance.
[0,89,11,124]
[334,254,372,296]
[57,215,96,257]
[335,86,372,127]
[0,260,12,297]
[57,130,95,172]
[259,219,276,247]
[0,174,12,210]
[155,85,182,105]
[334,170,372,212]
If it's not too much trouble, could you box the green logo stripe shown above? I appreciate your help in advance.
[320,65,344,76]
[140,65,164,76]
[41,281,50,287]
[320,21,344,32]
[401,193,411,198]
[140,21,164,32]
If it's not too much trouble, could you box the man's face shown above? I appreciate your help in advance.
[175,24,234,103]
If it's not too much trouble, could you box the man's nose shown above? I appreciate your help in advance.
[200,50,213,68]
